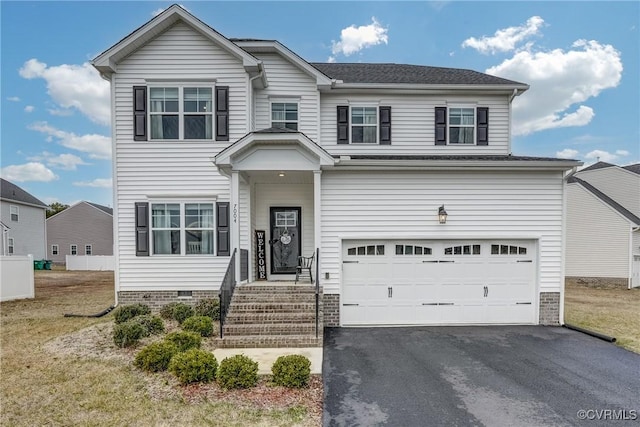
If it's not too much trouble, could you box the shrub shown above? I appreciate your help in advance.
[113,320,145,348]
[271,355,311,388]
[164,331,201,352]
[113,304,151,324]
[169,349,218,385]
[132,315,165,335]
[195,298,220,320]
[181,315,214,337]
[173,303,195,324]
[134,341,178,372]
[159,302,180,320]
[217,354,259,389]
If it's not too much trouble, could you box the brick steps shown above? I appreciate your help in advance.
[223,323,316,336]
[225,312,316,324]
[214,334,322,349]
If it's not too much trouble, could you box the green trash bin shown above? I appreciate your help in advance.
[44,260,52,270]
[34,260,44,270]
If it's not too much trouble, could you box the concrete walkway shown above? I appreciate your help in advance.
[213,347,323,375]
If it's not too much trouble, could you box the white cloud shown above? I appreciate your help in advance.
[331,17,388,57]
[48,108,74,117]
[29,122,111,159]
[585,149,629,163]
[462,16,544,54]
[7,96,20,102]
[616,150,630,156]
[556,148,579,159]
[1,162,58,182]
[29,152,89,171]
[24,105,35,113]
[19,59,110,126]
[487,39,622,135]
[327,56,336,63]
[73,178,112,188]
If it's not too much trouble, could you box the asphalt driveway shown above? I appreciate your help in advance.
[323,326,639,426]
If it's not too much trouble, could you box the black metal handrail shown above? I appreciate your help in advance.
[315,247,320,338]
[219,249,237,338]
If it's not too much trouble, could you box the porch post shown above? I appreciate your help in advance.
[231,170,241,281]
[314,170,322,279]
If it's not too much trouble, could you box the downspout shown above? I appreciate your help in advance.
[247,65,265,133]
[560,168,568,326]
[508,89,518,154]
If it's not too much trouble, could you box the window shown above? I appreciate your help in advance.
[70,244,77,255]
[396,245,432,255]
[347,245,385,256]
[351,107,378,143]
[271,102,298,130]
[149,86,213,140]
[449,108,475,144]
[444,245,481,255]
[491,244,527,255]
[51,245,59,256]
[10,205,18,222]
[8,238,14,254]
[151,202,214,255]
[85,245,92,255]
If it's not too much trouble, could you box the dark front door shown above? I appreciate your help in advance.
[270,207,301,275]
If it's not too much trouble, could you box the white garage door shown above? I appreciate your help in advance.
[341,240,537,326]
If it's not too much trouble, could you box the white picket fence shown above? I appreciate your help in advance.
[66,255,115,271]
[0,255,35,302]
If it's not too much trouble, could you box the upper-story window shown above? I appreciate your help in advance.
[351,107,378,143]
[435,106,488,146]
[337,105,391,145]
[10,205,19,221]
[271,102,298,130]
[449,108,475,144]
[149,87,213,140]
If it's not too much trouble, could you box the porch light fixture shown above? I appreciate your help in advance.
[278,172,286,177]
[438,205,448,224]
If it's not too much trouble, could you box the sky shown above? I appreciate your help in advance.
[1,1,639,208]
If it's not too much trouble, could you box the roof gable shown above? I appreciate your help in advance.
[92,4,260,77]
[46,201,113,221]
[568,176,640,226]
[622,163,640,175]
[579,161,615,172]
[0,178,47,208]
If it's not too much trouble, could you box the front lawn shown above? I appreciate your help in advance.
[0,270,321,426]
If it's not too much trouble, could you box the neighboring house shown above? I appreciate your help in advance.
[46,201,114,264]
[566,162,640,288]
[92,5,580,332]
[0,178,47,259]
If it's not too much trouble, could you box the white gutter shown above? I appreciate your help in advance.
[332,159,581,171]
[330,83,530,92]
[509,88,519,103]
[247,64,265,132]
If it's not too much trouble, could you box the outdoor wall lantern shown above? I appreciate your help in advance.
[438,205,448,224]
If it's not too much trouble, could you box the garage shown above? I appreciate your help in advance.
[341,240,537,325]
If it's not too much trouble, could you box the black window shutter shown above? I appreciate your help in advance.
[215,86,229,141]
[379,106,391,145]
[133,86,147,141]
[135,202,149,256]
[435,107,447,146]
[337,106,349,144]
[477,107,489,146]
[216,202,230,256]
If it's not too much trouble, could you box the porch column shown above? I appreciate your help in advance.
[231,170,241,281]
[314,170,322,279]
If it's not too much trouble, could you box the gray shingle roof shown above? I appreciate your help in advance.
[622,163,640,175]
[86,202,113,216]
[0,178,47,208]
[343,155,575,162]
[568,176,640,225]
[310,63,527,86]
[579,161,615,172]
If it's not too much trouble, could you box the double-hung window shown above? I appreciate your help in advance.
[448,107,475,144]
[149,86,213,140]
[271,102,298,130]
[51,245,59,256]
[8,238,14,254]
[10,205,18,221]
[351,107,378,144]
[85,245,92,255]
[70,244,77,255]
[151,202,214,255]
[435,106,488,146]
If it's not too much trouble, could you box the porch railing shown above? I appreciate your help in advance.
[219,249,237,339]
[315,247,320,338]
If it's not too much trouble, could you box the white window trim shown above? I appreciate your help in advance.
[70,244,78,256]
[51,244,59,256]
[149,201,216,257]
[148,83,215,141]
[10,205,19,222]
[270,100,299,131]
[85,244,93,256]
[349,105,379,144]
[447,105,477,145]
[8,237,14,254]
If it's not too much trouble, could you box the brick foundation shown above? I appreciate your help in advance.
[323,294,340,326]
[539,292,560,325]
[117,290,218,311]
[565,276,628,289]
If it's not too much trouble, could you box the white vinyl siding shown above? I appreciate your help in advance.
[253,53,319,139]
[319,170,564,296]
[320,94,510,155]
[575,167,640,217]
[0,201,46,259]
[565,183,631,278]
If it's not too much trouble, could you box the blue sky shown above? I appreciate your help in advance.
[1,1,639,207]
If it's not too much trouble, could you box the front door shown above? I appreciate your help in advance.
[270,207,301,275]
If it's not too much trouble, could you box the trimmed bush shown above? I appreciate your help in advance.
[132,315,165,336]
[195,298,220,320]
[173,303,195,324]
[169,349,218,385]
[113,304,151,324]
[113,320,145,348]
[164,331,201,352]
[217,354,259,389]
[134,341,178,372]
[159,302,180,320]
[271,355,311,388]
[181,315,214,337]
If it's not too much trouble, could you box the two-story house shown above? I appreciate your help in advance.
[0,178,47,259]
[92,5,580,342]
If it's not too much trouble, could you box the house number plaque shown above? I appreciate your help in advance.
[255,230,267,280]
